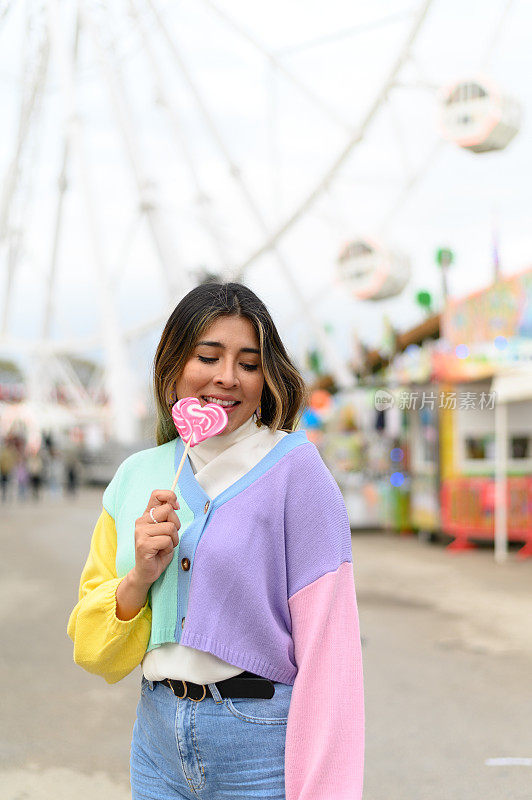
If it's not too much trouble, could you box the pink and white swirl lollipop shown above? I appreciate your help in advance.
[170,397,228,491]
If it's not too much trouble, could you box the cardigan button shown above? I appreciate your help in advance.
[204,500,210,513]
[181,557,190,571]
[181,616,185,629]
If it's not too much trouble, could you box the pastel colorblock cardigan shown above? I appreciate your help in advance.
[68,430,365,799]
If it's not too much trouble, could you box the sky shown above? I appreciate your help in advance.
[0,0,531,395]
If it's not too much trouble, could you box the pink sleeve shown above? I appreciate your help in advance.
[285,560,365,800]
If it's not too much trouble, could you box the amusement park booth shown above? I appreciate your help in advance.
[368,311,445,537]
[384,339,442,538]
[434,268,532,557]
[316,388,392,530]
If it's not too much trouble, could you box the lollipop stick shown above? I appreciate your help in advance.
[171,434,192,492]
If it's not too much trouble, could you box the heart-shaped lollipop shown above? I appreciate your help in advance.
[169,396,229,492]
[172,397,228,446]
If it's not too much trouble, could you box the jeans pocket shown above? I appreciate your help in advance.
[223,682,292,725]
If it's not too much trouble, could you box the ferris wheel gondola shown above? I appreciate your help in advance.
[439,77,521,153]
[337,238,410,301]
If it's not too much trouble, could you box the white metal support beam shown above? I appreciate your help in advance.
[127,0,232,277]
[81,3,190,300]
[42,11,80,341]
[494,397,508,563]
[0,12,49,242]
[0,9,50,337]
[47,0,139,444]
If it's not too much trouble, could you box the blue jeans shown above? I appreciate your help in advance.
[130,675,293,799]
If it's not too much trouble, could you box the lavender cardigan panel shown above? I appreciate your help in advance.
[180,438,352,685]
[179,457,294,682]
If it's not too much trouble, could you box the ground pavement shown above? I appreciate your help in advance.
[1,488,531,799]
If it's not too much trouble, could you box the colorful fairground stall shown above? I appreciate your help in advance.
[376,267,532,558]
[300,386,406,530]
[433,267,532,558]
[309,319,441,534]
[383,326,442,537]
[301,267,532,557]
[321,387,408,531]
[348,313,443,536]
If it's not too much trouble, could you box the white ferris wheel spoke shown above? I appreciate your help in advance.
[80,2,189,300]
[0,3,49,338]
[231,0,436,276]
[127,0,233,276]
[45,0,140,443]
[200,0,352,134]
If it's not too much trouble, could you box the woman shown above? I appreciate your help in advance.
[68,282,364,799]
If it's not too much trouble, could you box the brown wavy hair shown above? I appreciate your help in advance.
[152,282,309,445]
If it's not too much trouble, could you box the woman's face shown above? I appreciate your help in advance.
[173,315,265,436]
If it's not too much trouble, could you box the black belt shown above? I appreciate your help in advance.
[155,670,275,702]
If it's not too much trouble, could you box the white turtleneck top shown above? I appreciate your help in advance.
[141,414,288,682]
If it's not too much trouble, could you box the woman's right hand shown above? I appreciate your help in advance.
[131,490,181,589]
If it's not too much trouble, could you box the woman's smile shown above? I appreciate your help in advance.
[200,395,241,413]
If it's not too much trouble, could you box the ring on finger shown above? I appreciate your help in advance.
[149,507,159,524]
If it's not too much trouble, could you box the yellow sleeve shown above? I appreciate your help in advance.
[67,508,152,684]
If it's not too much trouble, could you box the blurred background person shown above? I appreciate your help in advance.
[0,436,17,503]
[47,446,63,500]
[64,446,80,497]
[14,452,30,502]
[27,446,44,502]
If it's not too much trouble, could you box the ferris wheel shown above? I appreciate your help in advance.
[0,0,523,446]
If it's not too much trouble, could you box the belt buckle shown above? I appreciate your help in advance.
[167,679,206,702]
[188,683,207,702]
[168,679,187,699]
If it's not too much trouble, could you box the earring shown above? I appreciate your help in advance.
[255,400,262,428]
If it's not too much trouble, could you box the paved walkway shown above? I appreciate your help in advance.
[353,528,532,660]
[1,489,530,798]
